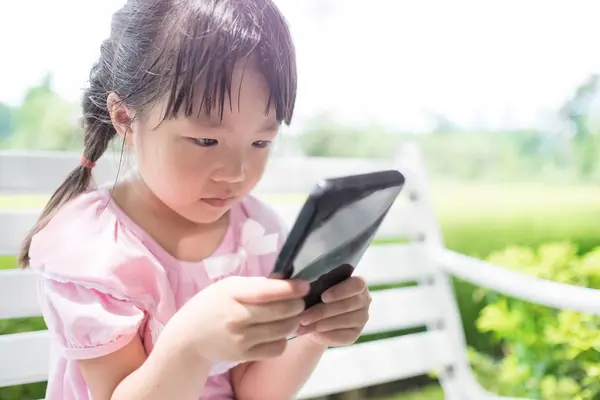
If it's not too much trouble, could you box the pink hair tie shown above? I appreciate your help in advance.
[80,156,96,169]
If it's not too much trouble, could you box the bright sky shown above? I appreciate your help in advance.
[1,0,599,131]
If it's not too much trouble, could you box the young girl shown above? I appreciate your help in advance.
[19,1,371,399]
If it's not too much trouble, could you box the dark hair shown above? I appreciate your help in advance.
[19,0,297,267]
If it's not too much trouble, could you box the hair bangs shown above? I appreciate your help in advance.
[156,0,297,125]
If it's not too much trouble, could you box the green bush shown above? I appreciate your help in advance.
[469,243,600,399]
[431,183,600,354]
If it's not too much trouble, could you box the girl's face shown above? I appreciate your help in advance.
[126,63,280,224]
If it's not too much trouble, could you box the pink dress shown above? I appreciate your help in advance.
[28,188,287,400]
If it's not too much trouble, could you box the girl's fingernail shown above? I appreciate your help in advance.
[300,315,312,326]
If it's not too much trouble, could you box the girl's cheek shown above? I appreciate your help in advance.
[249,150,270,169]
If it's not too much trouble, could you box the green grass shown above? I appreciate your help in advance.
[384,384,444,400]
[431,182,600,257]
[0,256,17,270]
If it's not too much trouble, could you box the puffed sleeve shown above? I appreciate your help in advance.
[39,277,146,360]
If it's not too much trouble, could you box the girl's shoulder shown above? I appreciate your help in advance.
[28,189,164,304]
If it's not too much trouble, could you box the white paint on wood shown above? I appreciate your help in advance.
[363,286,443,335]
[0,211,38,256]
[358,243,434,286]
[438,248,600,317]
[0,331,51,387]
[0,269,41,319]
[297,331,454,399]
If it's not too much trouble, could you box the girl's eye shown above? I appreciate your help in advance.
[193,138,218,147]
[253,140,272,149]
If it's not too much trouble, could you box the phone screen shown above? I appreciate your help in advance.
[290,186,399,280]
[277,181,403,309]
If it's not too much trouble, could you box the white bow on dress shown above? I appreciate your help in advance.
[203,218,279,280]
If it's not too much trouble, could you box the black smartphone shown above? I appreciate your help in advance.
[271,169,405,310]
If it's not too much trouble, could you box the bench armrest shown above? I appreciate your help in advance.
[436,248,600,316]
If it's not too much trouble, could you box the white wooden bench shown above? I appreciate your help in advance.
[1,143,600,399]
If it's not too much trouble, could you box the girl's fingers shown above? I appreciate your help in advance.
[232,277,310,304]
[321,276,367,303]
[245,316,301,346]
[240,298,306,324]
[298,308,368,335]
[299,291,370,326]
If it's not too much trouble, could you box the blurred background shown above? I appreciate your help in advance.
[1,0,600,399]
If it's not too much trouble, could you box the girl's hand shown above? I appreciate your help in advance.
[296,276,371,346]
[169,276,309,363]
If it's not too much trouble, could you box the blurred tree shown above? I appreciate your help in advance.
[297,112,401,158]
[0,102,12,139]
[0,73,82,151]
[426,110,461,134]
[559,74,600,177]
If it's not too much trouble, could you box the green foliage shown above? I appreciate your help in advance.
[470,243,600,399]
[296,122,600,183]
[297,113,401,158]
[295,73,600,183]
[384,385,444,400]
[0,102,12,139]
[0,383,46,400]
[0,73,82,151]
[430,182,600,354]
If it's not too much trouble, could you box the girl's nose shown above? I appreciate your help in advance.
[212,156,246,184]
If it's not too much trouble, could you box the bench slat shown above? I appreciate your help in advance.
[0,330,51,387]
[0,269,41,319]
[0,151,419,195]
[0,151,127,195]
[297,330,453,398]
[364,286,442,335]
[358,243,433,285]
[0,211,38,256]
[0,329,454,392]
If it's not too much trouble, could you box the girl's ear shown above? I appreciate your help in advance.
[107,92,134,146]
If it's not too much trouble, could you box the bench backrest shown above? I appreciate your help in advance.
[0,144,473,398]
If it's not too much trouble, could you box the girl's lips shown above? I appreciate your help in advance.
[201,197,235,208]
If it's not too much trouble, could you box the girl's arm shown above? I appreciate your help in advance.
[77,324,211,400]
[76,276,311,400]
[231,336,327,400]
